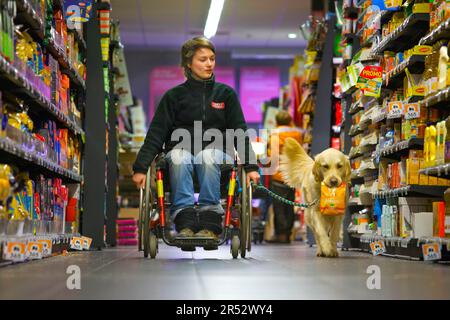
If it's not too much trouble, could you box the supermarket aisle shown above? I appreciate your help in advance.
[0,243,449,300]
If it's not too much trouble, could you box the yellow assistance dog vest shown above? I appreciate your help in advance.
[320,182,347,216]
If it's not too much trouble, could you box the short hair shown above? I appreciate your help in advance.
[180,36,216,77]
[275,110,292,126]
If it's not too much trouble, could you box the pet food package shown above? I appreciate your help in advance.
[320,183,347,216]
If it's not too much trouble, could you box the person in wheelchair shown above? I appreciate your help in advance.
[132,36,260,240]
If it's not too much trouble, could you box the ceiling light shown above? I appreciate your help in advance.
[288,33,298,39]
[204,0,225,39]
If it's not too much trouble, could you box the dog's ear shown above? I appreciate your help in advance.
[344,156,351,182]
[312,158,323,183]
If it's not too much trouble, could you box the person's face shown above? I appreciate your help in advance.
[189,48,215,80]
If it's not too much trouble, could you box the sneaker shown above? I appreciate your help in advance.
[195,229,218,240]
[178,228,195,237]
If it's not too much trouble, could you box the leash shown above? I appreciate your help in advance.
[250,182,319,208]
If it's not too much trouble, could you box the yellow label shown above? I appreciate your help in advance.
[157,180,164,198]
[38,239,52,256]
[26,242,43,260]
[228,179,236,196]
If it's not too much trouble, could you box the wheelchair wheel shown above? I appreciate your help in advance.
[149,232,158,259]
[239,171,252,258]
[138,188,144,252]
[143,169,153,258]
[231,235,240,259]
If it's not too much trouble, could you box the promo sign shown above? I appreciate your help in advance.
[387,101,404,119]
[370,240,386,256]
[26,242,43,260]
[4,242,26,262]
[404,103,420,120]
[422,243,441,261]
[357,66,382,98]
[64,1,93,30]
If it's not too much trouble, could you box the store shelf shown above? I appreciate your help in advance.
[419,163,450,179]
[373,185,448,199]
[420,18,450,45]
[357,234,450,261]
[371,13,430,56]
[419,86,450,110]
[0,56,84,136]
[383,55,426,89]
[0,137,82,183]
[14,0,86,91]
[374,138,424,161]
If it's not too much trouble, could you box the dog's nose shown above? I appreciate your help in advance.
[329,177,339,187]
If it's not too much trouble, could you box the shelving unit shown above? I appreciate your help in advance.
[0,0,89,264]
[336,1,450,260]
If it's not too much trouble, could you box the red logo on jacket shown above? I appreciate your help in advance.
[211,102,225,109]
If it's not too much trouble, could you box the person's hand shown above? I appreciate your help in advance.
[246,171,260,188]
[132,173,146,189]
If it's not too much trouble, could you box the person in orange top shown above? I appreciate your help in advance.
[266,110,303,244]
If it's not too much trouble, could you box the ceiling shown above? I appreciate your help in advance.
[110,0,310,56]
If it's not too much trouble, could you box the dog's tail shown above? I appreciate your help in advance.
[279,138,314,188]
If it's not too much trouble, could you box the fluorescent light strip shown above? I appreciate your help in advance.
[204,0,225,39]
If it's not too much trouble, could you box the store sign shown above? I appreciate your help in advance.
[370,240,386,256]
[422,243,441,261]
[404,103,420,120]
[387,101,404,119]
[64,1,93,30]
[240,67,280,123]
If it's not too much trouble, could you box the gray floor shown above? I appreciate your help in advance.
[0,242,449,300]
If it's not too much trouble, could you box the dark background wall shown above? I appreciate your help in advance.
[123,49,295,124]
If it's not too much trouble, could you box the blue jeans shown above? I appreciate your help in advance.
[166,149,233,217]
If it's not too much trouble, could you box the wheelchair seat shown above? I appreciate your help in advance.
[154,152,235,196]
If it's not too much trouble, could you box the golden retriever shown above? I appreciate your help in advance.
[279,138,350,257]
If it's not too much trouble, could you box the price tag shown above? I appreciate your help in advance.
[70,237,84,251]
[387,101,404,119]
[26,242,43,260]
[370,240,386,256]
[422,243,441,261]
[4,242,26,262]
[38,239,53,257]
[404,103,420,120]
[81,236,92,250]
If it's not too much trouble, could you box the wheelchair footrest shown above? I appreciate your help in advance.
[173,237,219,250]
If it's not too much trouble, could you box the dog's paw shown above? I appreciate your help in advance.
[328,249,339,258]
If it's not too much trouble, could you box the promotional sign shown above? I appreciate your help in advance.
[70,237,84,251]
[422,243,441,261]
[63,1,93,29]
[387,101,404,119]
[404,103,420,120]
[240,67,280,123]
[4,241,26,262]
[357,66,382,98]
[113,47,134,107]
[370,240,386,256]
[26,242,43,260]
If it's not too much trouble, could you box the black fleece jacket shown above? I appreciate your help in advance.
[133,73,259,174]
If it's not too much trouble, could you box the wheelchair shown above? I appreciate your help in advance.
[138,152,253,259]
